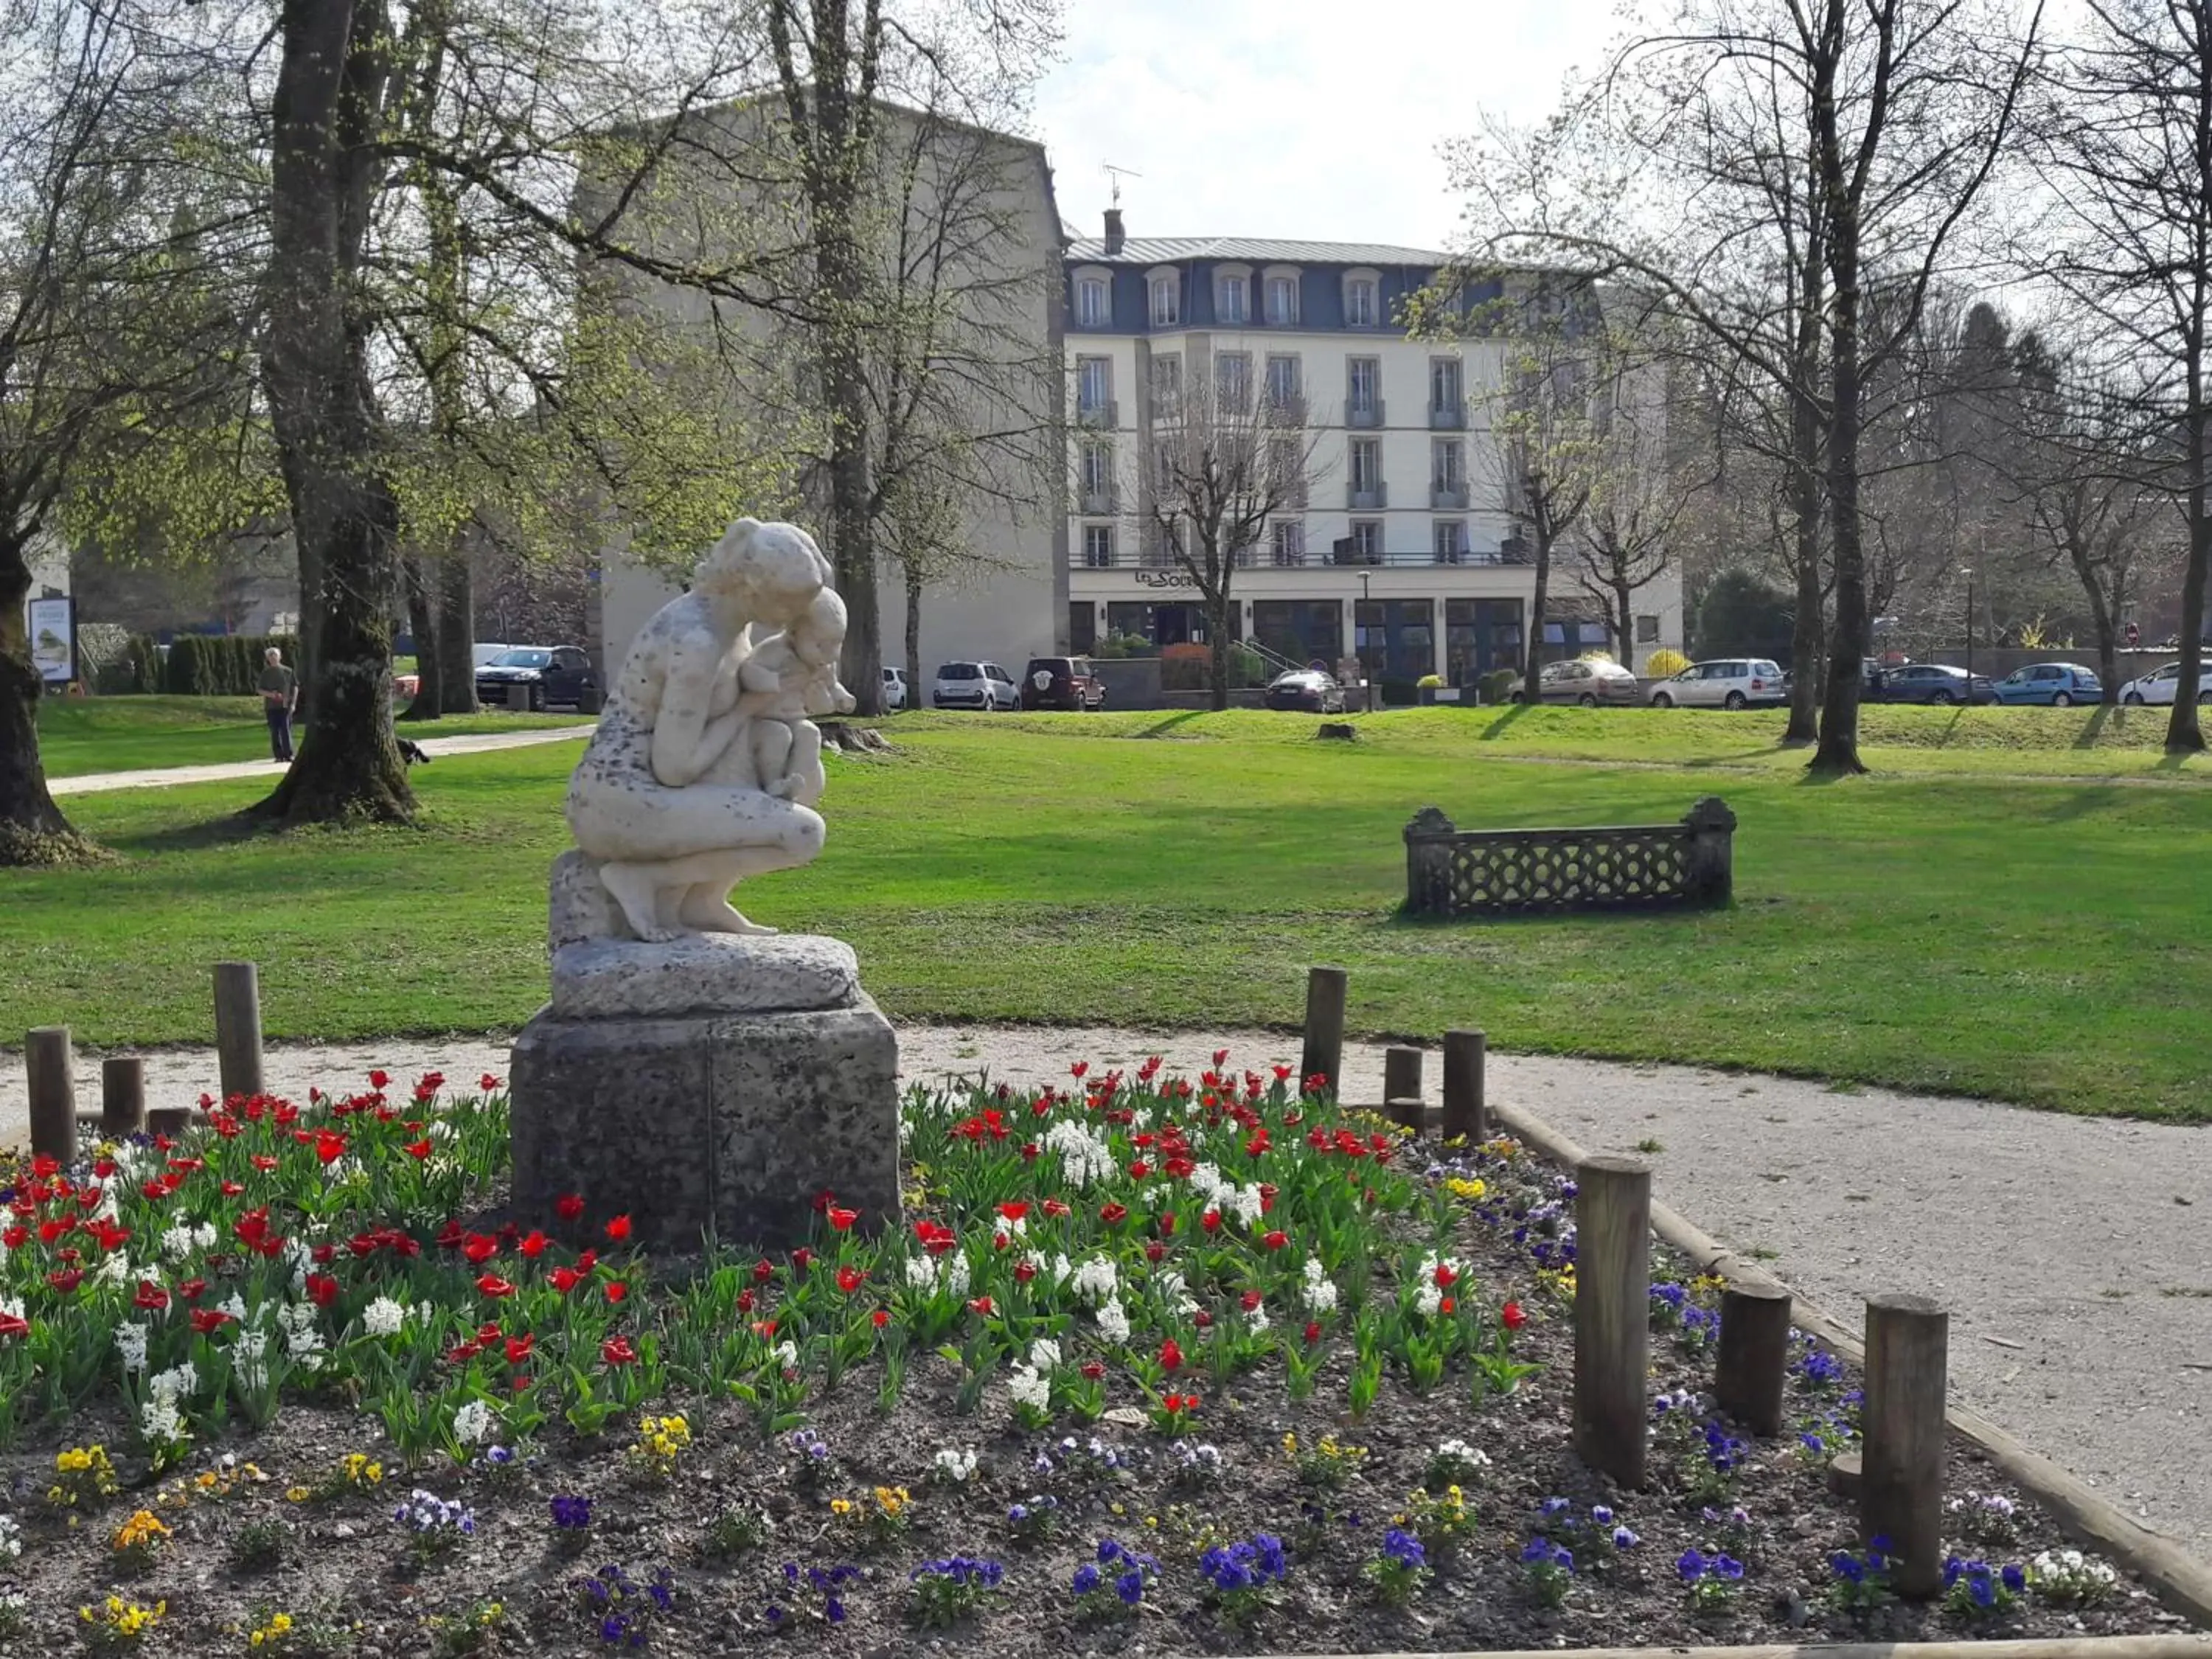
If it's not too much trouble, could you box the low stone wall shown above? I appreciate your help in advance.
[1402,797,1736,918]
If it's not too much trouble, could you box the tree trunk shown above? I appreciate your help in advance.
[1812,173,1868,776]
[252,0,412,826]
[2079,560,2121,706]
[1785,411,1826,745]
[1207,593,1233,712]
[903,560,922,698]
[2170,403,2209,750]
[1523,532,1552,700]
[0,538,96,865]
[400,552,441,721]
[1612,572,1633,669]
[435,548,476,712]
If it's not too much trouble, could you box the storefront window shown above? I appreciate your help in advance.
[1251,600,1342,668]
[1445,598,1523,684]
[1354,599,1436,682]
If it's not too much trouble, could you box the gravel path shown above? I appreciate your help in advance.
[48,723,594,796]
[3,1020,2206,1559]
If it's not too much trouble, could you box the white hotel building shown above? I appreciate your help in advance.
[1062,215,1682,688]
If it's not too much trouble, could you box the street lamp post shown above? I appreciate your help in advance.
[1357,572,1374,712]
[1961,566,1975,682]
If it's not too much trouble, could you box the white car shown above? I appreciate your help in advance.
[931,661,1019,710]
[881,666,908,711]
[2118,661,2212,706]
[1649,658,1787,709]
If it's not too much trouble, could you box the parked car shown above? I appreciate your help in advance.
[1647,657,1787,710]
[2118,661,2212,706]
[1512,658,1643,706]
[1020,655,1107,712]
[1263,668,1347,714]
[474,644,599,711]
[881,666,908,711]
[931,661,1020,710]
[1864,662,1996,705]
[472,642,513,667]
[1992,662,2102,706]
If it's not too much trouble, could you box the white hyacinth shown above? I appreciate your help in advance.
[148,1360,196,1404]
[1071,1256,1119,1306]
[945,1256,972,1299]
[114,1323,148,1374]
[772,1340,799,1368]
[931,1447,978,1484]
[1095,1298,1131,1345]
[361,1297,406,1338]
[451,1399,496,1447]
[1029,1338,1062,1373]
[1415,1284,1444,1318]
[160,1223,215,1262]
[1007,1365,1051,1414]
[1225,1183,1264,1228]
[1041,1120,1116,1188]
[139,1395,184,1448]
[234,1332,272,1394]
[0,1513,20,1559]
[905,1256,941,1291]
[1301,1259,1340,1314]
[1435,1438,1490,1468]
[93,1251,131,1288]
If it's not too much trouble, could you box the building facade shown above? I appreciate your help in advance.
[1062,218,1683,689]
[585,99,1065,691]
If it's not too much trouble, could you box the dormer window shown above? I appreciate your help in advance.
[1264,269,1301,326]
[1214,265,1252,324]
[1148,270,1181,327]
[1076,276,1108,327]
[1343,268,1382,327]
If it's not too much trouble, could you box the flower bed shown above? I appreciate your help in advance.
[0,1057,2189,1655]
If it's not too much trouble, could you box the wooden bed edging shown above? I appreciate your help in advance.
[1266,1640,2212,1659]
[1484,1095,2212,1630]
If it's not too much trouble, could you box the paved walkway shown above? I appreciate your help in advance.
[2,1022,2206,1557]
[49,725,595,796]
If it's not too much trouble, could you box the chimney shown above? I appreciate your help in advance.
[1103,207,1124,255]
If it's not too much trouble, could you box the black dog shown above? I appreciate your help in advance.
[397,738,431,768]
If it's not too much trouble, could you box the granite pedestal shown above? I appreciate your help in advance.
[510,992,900,1252]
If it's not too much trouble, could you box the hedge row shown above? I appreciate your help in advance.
[96,633,302,697]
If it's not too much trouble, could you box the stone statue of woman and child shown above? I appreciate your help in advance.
[512,518,900,1251]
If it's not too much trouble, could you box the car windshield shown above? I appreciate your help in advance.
[491,649,552,669]
[939,664,978,680]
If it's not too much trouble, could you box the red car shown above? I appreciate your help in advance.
[1020,656,1106,711]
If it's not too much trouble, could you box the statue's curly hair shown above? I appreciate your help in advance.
[697,517,833,604]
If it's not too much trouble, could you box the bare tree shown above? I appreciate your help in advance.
[0,0,256,863]
[1139,362,1325,709]
[1571,349,1695,664]
[2033,0,2212,748]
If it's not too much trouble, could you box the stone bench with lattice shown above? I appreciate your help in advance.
[1401,798,1736,918]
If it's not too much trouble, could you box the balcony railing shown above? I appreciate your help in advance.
[1430,400,1468,430]
[1263,392,1307,425]
[1346,399,1385,429]
[1079,486,1119,515]
[1347,481,1388,510]
[1075,399,1118,428]
[1431,484,1469,510]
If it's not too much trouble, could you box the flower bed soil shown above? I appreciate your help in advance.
[0,1059,2191,1658]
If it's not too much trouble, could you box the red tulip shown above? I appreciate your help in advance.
[462,1234,498,1265]
[605,1214,633,1243]
[1200,1211,1222,1234]
[1080,1360,1105,1380]
[0,1313,26,1340]
[479,1074,504,1093]
[605,1282,627,1304]
[549,1266,582,1294]
[1099,1203,1127,1225]
[601,1336,637,1366]
[1042,1199,1070,1220]
[133,1281,169,1312]
[827,1207,858,1233]
[506,1335,535,1365]
[555,1194,585,1222]
[791,1247,814,1272]
[1261,1230,1288,1251]
[1501,1301,1528,1331]
[997,1202,1029,1223]
[367,1069,390,1091]
[476,1274,516,1298]
[1304,1321,1322,1344]
[1158,1338,1183,1373]
[753,1258,775,1283]
[404,1138,433,1161]
[968,1296,995,1316]
[1240,1290,1262,1312]
[305,1274,341,1308]
[1013,1260,1036,1283]
[736,1289,755,1312]
[189,1307,234,1334]
[518,1231,549,1259]
[871,1308,889,1329]
[1433,1262,1458,1290]
[1128,1161,1150,1180]
[836,1266,865,1294]
[46,1269,82,1293]
[177,1277,206,1301]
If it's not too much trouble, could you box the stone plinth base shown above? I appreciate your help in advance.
[509,995,900,1252]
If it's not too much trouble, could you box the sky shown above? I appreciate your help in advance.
[1029,0,1611,253]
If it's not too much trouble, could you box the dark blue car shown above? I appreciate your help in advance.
[1992,662,2101,706]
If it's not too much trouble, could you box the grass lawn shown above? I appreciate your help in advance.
[7,706,2211,1120]
[35,695,585,778]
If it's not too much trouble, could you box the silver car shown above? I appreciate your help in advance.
[1649,658,1787,710]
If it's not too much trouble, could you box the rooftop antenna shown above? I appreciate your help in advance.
[1103,163,1141,207]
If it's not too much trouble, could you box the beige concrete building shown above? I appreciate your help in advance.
[582,98,1065,690]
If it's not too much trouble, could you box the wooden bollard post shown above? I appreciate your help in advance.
[26,1026,77,1164]
[1442,1029,1486,1142]
[1714,1281,1793,1435]
[1573,1154,1651,1487]
[147,1107,192,1139]
[100,1057,147,1138]
[1862,1292,1949,1597]
[1298,966,1347,1096]
[212,961,264,1104]
[1382,1046,1423,1131]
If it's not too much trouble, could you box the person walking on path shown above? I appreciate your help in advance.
[258,646,297,762]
